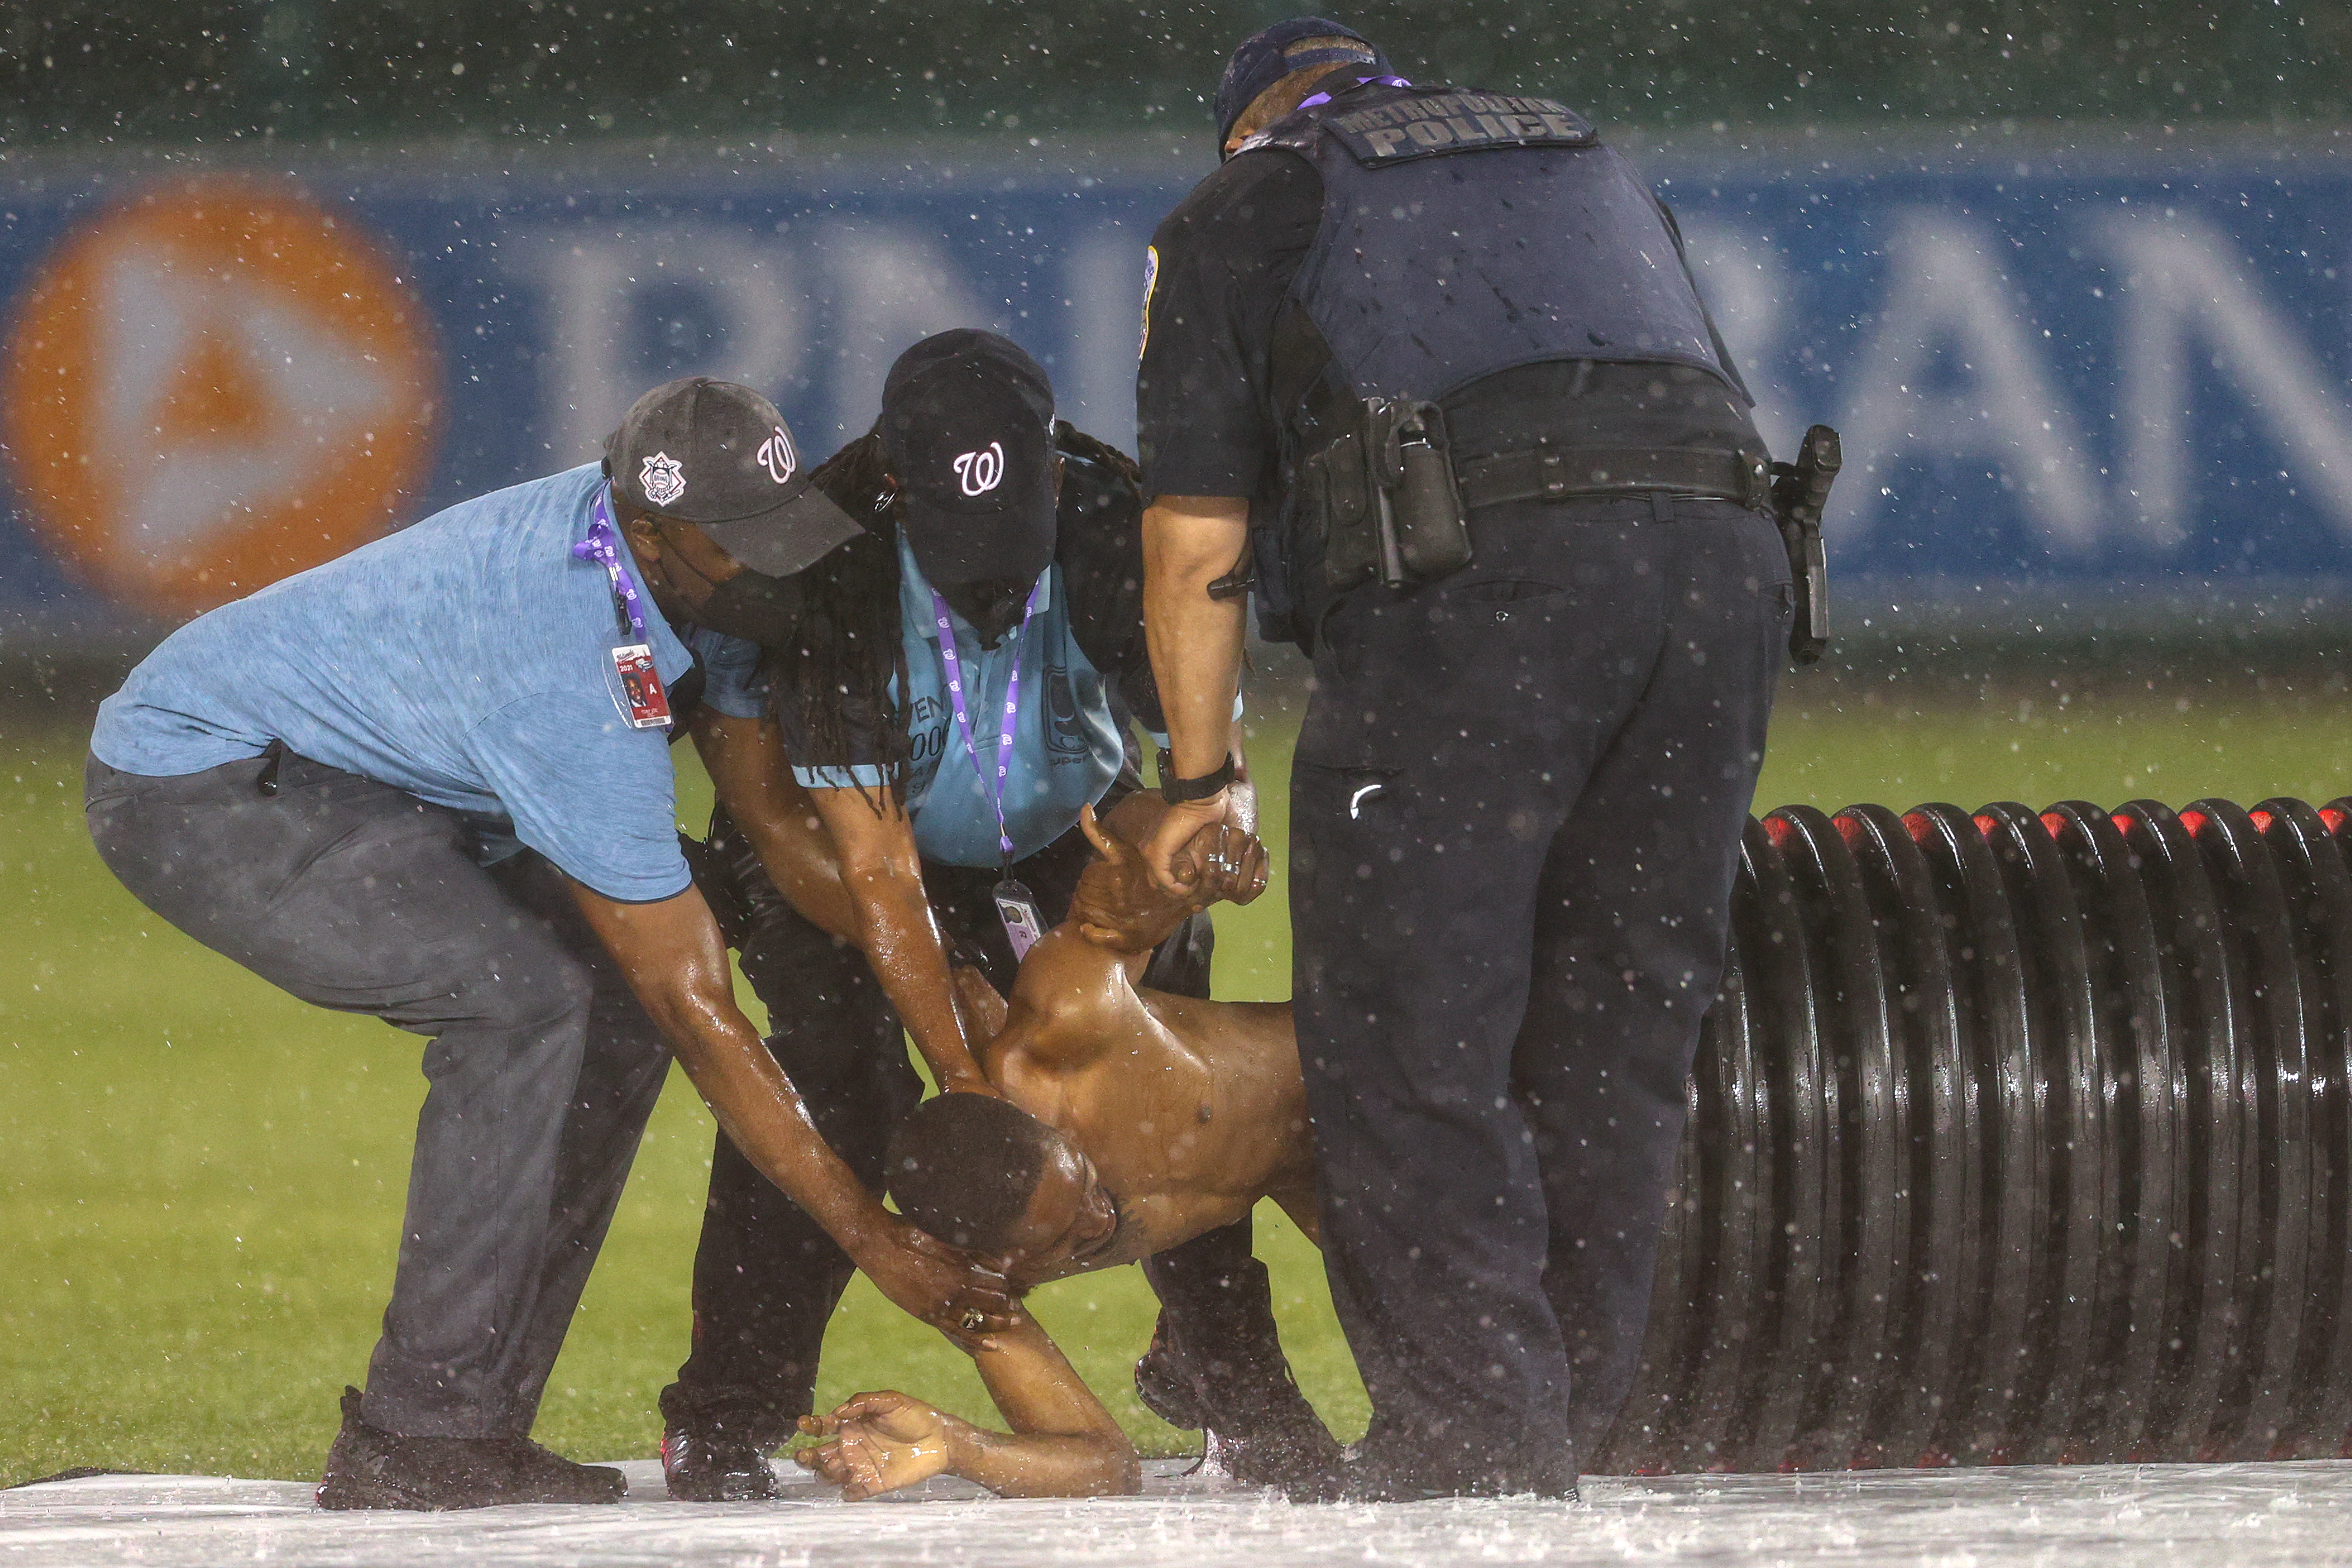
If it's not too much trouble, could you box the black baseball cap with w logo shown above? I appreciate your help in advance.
[878,330,1058,587]
[604,377,862,577]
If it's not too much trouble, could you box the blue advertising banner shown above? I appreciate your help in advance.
[0,141,2345,636]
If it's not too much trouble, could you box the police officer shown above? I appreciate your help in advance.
[83,378,1012,1510]
[655,331,1334,1499]
[1136,21,1791,1498]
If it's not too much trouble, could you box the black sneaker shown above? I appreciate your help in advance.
[1135,1314,1344,1495]
[315,1387,626,1510]
[315,1387,511,1511]
[661,1424,778,1502]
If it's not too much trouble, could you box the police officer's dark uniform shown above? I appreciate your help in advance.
[1138,21,1791,1497]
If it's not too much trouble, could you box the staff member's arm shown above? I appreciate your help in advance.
[799,783,996,1098]
[690,707,993,1097]
[566,879,1008,1340]
[690,707,857,939]
[1139,495,1253,894]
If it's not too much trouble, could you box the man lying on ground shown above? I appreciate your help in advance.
[790,808,1345,1499]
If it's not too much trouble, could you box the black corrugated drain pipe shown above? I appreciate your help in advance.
[1601,796,2352,1472]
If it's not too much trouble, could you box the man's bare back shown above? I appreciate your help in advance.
[943,810,1320,1286]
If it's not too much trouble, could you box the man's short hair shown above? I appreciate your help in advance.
[886,1094,1065,1253]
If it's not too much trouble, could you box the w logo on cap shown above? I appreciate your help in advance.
[756,426,796,484]
[952,440,1005,497]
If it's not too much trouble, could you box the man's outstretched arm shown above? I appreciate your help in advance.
[793,1311,1139,1499]
[565,878,1010,1344]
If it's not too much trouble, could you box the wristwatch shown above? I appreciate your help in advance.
[1159,748,1237,805]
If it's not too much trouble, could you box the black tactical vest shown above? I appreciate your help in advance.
[1246,82,1742,645]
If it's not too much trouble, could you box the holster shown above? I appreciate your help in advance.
[1306,395,1473,596]
[1769,424,1841,665]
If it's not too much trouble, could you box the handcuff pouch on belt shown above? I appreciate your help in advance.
[1306,395,1474,596]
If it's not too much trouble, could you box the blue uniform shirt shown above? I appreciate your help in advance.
[91,463,701,903]
[681,622,770,721]
[784,533,1126,869]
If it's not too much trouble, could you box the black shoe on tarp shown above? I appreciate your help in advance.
[661,1424,778,1502]
[1133,1295,1345,1497]
[1333,1442,1580,1504]
[315,1387,624,1510]
[498,1434,627,1504]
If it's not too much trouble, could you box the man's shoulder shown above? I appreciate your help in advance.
[1152,148,1322,251]
[411,462,602,536]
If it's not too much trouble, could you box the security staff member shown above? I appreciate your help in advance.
[1137,21,1790,1499]
[84,379,1011,1510]
[656,331,1329,1500]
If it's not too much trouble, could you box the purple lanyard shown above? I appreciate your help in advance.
[1298,73,1412,111]
[931,576,1048,869]
[571,488,648,641]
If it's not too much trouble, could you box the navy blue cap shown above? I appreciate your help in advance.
[1213,18,1387,147]
[879,330,1059,587]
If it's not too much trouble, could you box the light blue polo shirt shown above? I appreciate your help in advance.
[784,533,1126,869]
[681,622,770,720]
[91,463,699,903]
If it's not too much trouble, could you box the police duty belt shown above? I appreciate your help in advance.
[1452,444,1773,512]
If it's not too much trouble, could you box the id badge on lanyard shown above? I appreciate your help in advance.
[932,581,1051,960]
[992,878,1047,961]
[609,643,672,729]
[574,490,674,731]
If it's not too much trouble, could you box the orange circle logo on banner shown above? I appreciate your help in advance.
[2,177,440,617]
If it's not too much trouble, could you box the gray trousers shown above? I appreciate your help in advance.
[85,750,672,1439]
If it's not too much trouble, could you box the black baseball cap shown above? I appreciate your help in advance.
[878,330,1058,588]
[604,377,862,577]
[1213,18,1387,147]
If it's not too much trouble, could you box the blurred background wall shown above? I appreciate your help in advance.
[2,0,2349,696]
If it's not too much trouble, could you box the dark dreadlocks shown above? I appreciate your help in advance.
[765,427,910,801]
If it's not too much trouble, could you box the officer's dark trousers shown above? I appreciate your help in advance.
[85,750,671,1440]
[658,805,1220,1447]
[1292,497,1788,1492]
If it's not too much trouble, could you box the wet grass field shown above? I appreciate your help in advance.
[6,671,2351,1485]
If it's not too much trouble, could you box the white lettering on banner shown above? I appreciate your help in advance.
[2104,215,2352,548]
[509,228,805,463]
[1674,216,1799,461]
[1066,224,1143,452]
[811,223,994,444]
[1834,213,2105,554]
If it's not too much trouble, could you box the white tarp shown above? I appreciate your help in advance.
[8,1457,2352,1567]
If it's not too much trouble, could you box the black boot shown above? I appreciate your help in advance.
[661,1424,779,1502]
[1133,1253,1344,1496]
[316,1387,624,1510]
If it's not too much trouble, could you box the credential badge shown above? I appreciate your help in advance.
[640,451,687,508]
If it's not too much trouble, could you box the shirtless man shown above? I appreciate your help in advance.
[789,808,1347,1500]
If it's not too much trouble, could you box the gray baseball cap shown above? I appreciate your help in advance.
[604,377,862,577]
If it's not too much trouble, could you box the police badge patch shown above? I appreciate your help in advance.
[640,451,687,508]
